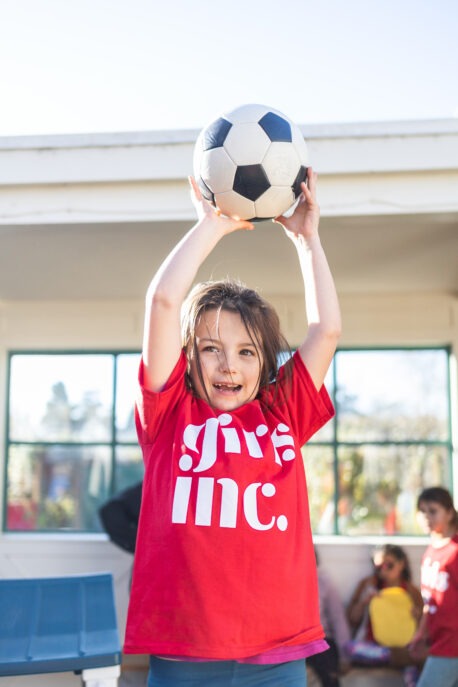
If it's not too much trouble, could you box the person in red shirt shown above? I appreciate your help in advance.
[124,169,341,687]
[410,486,458,687]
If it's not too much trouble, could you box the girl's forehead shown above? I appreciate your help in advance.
[196,309,246,334]
[419,500,441,510]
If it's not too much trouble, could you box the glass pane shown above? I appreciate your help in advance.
[302,445,336,534]
[337,444,450,536]
[9,354,114,442]
[336,349,449,442]
[6,444,112,531]
[114,445,144,493]
[116,353,141,442]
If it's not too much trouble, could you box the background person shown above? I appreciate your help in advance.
[410,486,458,687]
[346,543,423,686]
[99,481,142,554]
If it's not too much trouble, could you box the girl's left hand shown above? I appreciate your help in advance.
[274,167,320,240]
[189,176,254,234]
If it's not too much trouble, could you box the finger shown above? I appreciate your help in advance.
[307,166,317,181]
[306,167,318,194]
[301,177,316,203]
[297,190,306,205]
[231,214,255,230]
[188,175,203,201]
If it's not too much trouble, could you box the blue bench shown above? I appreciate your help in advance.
[0,573,121,684]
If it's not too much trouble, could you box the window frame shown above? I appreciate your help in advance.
[3,345,454,536]
[306,344,453,536]
[3,349,142,533]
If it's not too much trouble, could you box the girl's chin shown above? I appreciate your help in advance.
[211,397,244,411]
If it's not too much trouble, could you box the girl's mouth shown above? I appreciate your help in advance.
[213,382,242,393]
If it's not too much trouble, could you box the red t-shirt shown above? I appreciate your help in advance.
[420,535,458,657]
[124,350,334,660]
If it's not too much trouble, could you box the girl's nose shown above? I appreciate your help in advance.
[218,351,236,373]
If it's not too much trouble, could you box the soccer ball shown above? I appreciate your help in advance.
[193,103,309,221]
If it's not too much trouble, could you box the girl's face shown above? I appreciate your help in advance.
[376,555,405,585]
[189,308,263,411]
[417,499,454,536]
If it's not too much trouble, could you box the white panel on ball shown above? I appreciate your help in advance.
[291,126,309,162]
[200,147,236,194]
[255,186,296,219]
[226,104,272,124]
[215,190,257,220]
[262,143,303,185]
[224,123,271,166]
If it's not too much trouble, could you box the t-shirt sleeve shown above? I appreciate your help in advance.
[135,351,187,445]
[447,538,458,586]
[274,350,334,446]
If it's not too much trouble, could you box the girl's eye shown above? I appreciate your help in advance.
[202,345,218,353]
[240,349,255,356]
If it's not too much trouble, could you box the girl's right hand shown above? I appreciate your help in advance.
[274,167,320,241]
[361,583,378,604]
[408,634,429,662]
[189,176,254,233]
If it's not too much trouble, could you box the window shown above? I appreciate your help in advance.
[5,352,142,532]
[4,347,453,535]
[304,348,452,536]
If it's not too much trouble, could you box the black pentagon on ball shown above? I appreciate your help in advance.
[258,112,292,142]
[233,165,271,201]
[292,165,308,197]
[197,177,215,205]
[249,216,272,223]
[202,118,232,151]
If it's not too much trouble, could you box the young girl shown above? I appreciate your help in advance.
[345,544,423,685]
[410,487,458,687]
[346,544,423,643]
[124,168,341,687]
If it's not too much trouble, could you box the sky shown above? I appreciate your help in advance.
[1,0,457,138]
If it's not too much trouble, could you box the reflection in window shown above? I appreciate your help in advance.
[336,350,449,442]
[304,348,452,536]
[9,355,114,443]
[6,352,142,532]
[116,354,141,443]
[7,444,112,530]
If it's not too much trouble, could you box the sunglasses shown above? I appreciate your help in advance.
[374,560,396,571]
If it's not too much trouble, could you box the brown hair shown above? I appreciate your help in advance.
[417,486,458,529]
[181,278,291,404]
[372,543,412,583]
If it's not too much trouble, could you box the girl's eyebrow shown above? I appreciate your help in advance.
[198,336,258,348]
[197,336,220,344]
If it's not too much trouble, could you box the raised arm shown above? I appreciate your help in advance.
[275,168,341,389]
[142,178,253,392]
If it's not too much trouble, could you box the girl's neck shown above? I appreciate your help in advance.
[431,525,456,547]
[385,579,403,588]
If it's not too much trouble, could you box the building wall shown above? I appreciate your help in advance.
[1,121,457,685]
